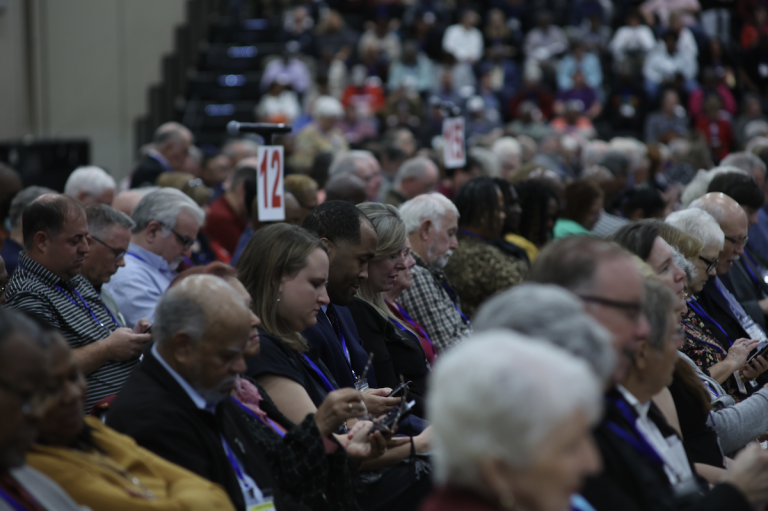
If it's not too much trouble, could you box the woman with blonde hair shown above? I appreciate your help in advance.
[350,203,433,417]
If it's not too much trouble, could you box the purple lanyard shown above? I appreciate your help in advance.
[606,397,665,466]
[301,354,336,392]
[0,487,38,511]
[458,229,489,242]
[687,298,732,347]
[743,250,766,290]
[126,251,150,264]
[390,302,437,356]
[54,285,117,331]
[440,282,471,325]
[233,398,286,438]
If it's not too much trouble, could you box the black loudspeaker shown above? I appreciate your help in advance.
[0,140,90,192]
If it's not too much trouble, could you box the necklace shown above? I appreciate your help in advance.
[73,449,157,500]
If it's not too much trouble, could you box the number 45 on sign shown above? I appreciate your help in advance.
[257,146,285,222]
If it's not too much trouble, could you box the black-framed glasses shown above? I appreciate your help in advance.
[724,235,749,248]
[578,295,643,322]
[90,235,127,261]
[0,378,55,415]
[170,228,195,250]
[699,255,719,273]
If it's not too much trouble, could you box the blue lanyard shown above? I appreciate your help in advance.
[742,251,766,291]
[54,285,117,331]
[391,302,436,350]
[687,298,732,347]
[681,323,727,356]
[390,316,437,357]
[233,398,286,437]
[606,397,665,466]
[440,282,471,325]
[301,354,336,392]
[126,251,150,265]
[458,229,489,242]
[222,438,252,491]
[0,487,35,511]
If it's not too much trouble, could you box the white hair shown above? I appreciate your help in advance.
[313,95,344,119]
[681,166,749,208]
[399,192,459,234]
[329,150,374,177]
[64,166,116,198]
[720,152,766,178]
[581,140,611,170]
[429,330,602,488]
[395,157,435,186]
[473,284,616,384]
[746,136,768,154]
[467,147,499,177]
[668,207,725,251]
[131,188,205,234]
[671,246,697,284]
[491,137,522,160]
[609,137,647,167]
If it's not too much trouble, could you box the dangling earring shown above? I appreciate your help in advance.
[499,492,515,510]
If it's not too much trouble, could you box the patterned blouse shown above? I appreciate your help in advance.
[680,304,741,400]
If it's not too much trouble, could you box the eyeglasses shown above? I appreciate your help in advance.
[724,235,749,248]
[170,228,195,250]
[90,236,127,261]
[578,295,643,322]
[699,255,719,273]
[0,378,55,415]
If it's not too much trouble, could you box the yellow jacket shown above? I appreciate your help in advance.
[27,416,235,511]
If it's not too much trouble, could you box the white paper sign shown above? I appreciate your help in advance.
[442,117,466,169]
[257,145,285,222]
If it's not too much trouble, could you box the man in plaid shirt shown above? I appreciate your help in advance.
[398,193,472,353]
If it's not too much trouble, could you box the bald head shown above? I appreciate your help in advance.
[111,190,144,216]
[689,193,748,274]
[154,274,251,405]
[324,173,367,205]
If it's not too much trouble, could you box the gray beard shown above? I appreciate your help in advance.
[432,249,454,269]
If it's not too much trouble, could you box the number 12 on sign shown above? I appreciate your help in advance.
[257,146,285,222]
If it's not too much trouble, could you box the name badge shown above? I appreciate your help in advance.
[745,322,767,343]
[248,496,276,511]
[354,378,369,392]
[735,371,748,394]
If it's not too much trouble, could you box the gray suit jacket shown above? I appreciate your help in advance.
[0,465,88,511]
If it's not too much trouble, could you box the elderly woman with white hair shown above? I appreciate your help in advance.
[422,331,603,511]
[290,95,349,172]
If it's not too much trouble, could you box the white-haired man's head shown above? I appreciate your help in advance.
[64,166,117,206]
[429,330,602,509]
[491,137,522,179]
[688,193,748,274]
[399,193,459,267]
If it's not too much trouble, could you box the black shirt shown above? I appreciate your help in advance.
[668,376,725,468]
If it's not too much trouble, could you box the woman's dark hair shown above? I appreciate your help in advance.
[309,152,334,189]
[454,176,503,231]
[515,179,560,247]
[561,179,603,223]
[606,221,661,260]
[707,172,765,210]
[619,188,667,219]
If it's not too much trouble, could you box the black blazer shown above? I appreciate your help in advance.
[302,305,378,390]
[347,297,430,418]
[105,349,303,511]
[721,256,768,330]
[130,154,168,188]
[581,389,751,511]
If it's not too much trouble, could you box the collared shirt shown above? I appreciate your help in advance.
[616,385,694,486]
[147,149,174,173]
[398,252,471,354]
[152,345,264,505]
[5,253,138,411]
[103,243,175,326]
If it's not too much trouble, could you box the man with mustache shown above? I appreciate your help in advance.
[104,188,205,327]
[107,275,289,511]
[397,193,470,353]
[4,194,150,411]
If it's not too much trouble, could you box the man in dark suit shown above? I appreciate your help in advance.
[107,274,298,511]
[688,194,768,380]
[301,200,401,418]
[130,122,193,188]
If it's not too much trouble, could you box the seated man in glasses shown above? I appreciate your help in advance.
[5,194,151,412]
[104,188,205,327]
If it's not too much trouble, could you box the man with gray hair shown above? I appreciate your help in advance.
[5,194,151,410]
[329,150,383,202]
[81,204,136,327]
[0,186,55,277]
[64,166,117,206]
[382,157,440,207]
[688,193,768,356]
[130,122,194,188]
[473,283,616,385]
[104,188,205,326]
[490,136,522,179]
[398,193,470,353]
[721,152,767,187]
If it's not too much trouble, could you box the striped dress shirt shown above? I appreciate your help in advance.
[5,253,139,410]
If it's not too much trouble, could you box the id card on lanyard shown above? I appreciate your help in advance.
[716,279,768,342]
[248,496,276,511]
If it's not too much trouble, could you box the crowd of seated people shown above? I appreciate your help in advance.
[7,0,768,510]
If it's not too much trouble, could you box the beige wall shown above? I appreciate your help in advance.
[0,0,187,180]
